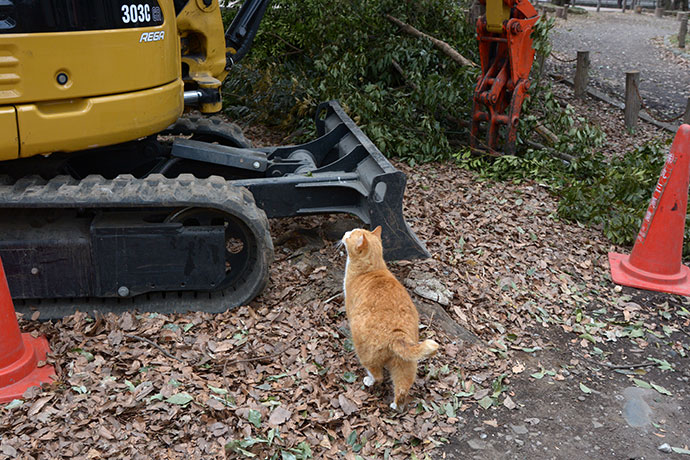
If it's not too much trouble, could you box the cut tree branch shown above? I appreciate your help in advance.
[391,58,419,91]
[525,140,575,163]
[385,14,478,68]
[535,125,560,146]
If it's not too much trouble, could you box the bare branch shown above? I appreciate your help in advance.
[124,334,183,363]
[385,14,478,68]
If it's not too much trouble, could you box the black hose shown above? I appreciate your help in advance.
[225,0,271,65]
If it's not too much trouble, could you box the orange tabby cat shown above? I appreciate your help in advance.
[341,226,439,410]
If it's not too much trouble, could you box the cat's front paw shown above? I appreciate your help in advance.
[390,400,406,412]
[363,376,375,387]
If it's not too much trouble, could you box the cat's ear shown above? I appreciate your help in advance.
[355,233,367,251]
[372,226,382,238]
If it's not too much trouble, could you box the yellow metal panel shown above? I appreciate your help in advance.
[0,48,20,101]
[17,79,183,158]
[0,106,18,160]
[486,0,511,33]
[178,0,228,84]
[0,0,179,105]
[177,0,227,113]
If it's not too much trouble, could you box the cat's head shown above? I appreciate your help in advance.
[341,226,383,263]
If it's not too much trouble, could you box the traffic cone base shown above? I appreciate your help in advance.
[609,251,690,296]
[0,255,56,404]
[608,124,690,296]
[0,333,55,404]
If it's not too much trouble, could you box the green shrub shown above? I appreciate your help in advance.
[222,0,480,164]
[456,136,682,253]
[558,140,680,250]
[223,3,679,254]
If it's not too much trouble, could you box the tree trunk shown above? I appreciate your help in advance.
[656,0,665,16]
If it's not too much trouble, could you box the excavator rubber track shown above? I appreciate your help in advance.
[163,116,253,148]
[0,174,273,319]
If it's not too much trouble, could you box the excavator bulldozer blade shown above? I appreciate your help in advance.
[166,100,430,261]
[241,101,430,261]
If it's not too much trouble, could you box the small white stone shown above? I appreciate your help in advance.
[390,402,398,410]
[363,376,374,387]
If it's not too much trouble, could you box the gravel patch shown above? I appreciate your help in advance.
[547,12,690,121]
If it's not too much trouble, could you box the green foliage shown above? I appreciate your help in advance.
[223,0,479,163]
[457,133,680,253]
[530,15,555,59]
[454,147,566,184]
[223,1,678,254]
[558,140,678,250]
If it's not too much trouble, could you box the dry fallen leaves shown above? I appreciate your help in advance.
[3,132,688,458]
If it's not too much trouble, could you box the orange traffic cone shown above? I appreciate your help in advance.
[0,257,55,403]
[609,124,690,295]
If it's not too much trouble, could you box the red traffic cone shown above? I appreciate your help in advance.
[0,257,55,403]
[609,124,690,295]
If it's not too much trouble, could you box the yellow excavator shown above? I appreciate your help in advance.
[0,0,428,318]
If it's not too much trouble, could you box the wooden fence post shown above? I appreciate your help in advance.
[625,71,641,131]
[597,0,601,11]
[680,13,688,49]
[656,0,665,17]
[574,51,590,99]
[684,97,690,125]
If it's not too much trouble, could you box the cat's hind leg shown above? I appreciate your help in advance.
[389,358,416,411]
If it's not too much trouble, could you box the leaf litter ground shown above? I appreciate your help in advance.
[2,154,688,459]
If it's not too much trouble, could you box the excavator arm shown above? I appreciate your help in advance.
[471,0,539,155]
[225,0,271,65]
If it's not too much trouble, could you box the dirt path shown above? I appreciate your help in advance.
[548,11,690,121]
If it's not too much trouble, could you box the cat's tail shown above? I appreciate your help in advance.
[390,338,439,362]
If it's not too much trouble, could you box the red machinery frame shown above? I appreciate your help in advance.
[471,0,539,155]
